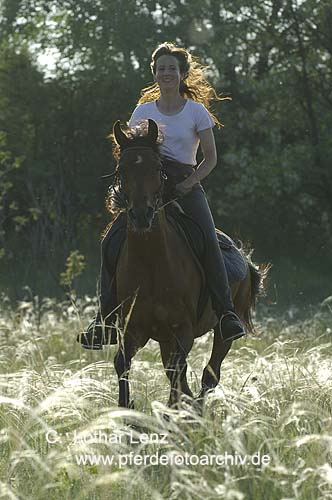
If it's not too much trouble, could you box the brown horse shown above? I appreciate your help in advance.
[108,119,267,410]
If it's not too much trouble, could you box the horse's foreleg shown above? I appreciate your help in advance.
[160,335,194,408]
[114,334,147,408]
[198,327,232,400]
[114,346,133,408]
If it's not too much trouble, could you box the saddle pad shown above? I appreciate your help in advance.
[216,230,248,284]
[166,204,248,284]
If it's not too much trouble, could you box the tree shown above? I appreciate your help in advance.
[0,0,330,301]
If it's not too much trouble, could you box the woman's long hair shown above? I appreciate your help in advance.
[138,42,230,127]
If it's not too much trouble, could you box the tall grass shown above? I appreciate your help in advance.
[0,294,332,499]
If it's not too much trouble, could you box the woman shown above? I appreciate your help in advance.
[79,42,244,349]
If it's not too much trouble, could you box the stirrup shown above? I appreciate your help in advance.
[219,311,245,343]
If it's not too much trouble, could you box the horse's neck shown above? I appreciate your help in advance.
[126,211,169,260]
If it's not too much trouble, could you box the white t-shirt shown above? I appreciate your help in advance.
[128,99,215,165]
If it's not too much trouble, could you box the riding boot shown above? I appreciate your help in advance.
[174,183,245,343]
[207,247,245,343]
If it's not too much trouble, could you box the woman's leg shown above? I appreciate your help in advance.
[177,185,245,342]
[77,214,126,349]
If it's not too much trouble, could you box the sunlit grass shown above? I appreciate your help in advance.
[0,294,332,499]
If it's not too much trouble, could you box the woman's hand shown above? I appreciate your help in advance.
[175,177,197,196]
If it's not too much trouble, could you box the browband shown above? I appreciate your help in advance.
[120,146,158,154]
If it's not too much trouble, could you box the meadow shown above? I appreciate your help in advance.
[0,293,332,500]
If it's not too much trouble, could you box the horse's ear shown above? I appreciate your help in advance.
[113,120,129,147]
[147,119,159,144]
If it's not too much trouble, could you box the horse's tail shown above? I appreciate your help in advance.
[243,255,271,334]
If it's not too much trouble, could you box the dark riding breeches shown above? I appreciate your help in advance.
[99,216,126,328]
[175,183,234,315]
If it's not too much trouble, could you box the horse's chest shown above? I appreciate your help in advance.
[119,279,182,314]
[117,251,183,293]
[129,296,186,340]
[117,274,187,329]
[115,233,200,335]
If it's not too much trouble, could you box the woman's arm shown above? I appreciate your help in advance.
[176,127,217,193]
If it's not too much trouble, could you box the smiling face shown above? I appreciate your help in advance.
[154,55,183,92]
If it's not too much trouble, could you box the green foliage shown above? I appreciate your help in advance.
[0,0,331,301]
[60,250,86,288]
[0,131,24,257]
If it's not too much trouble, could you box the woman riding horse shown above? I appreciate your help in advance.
[80,41,245,348]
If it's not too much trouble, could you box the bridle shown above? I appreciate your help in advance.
[107,146,169,215]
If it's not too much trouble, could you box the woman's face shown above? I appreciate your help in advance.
[154,55,183,92]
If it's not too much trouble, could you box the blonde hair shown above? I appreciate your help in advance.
[138,42,230,127]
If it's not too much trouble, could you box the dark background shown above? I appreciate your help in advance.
[0,0,331,310]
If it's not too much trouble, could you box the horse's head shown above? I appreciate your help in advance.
[113,119,165,233]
